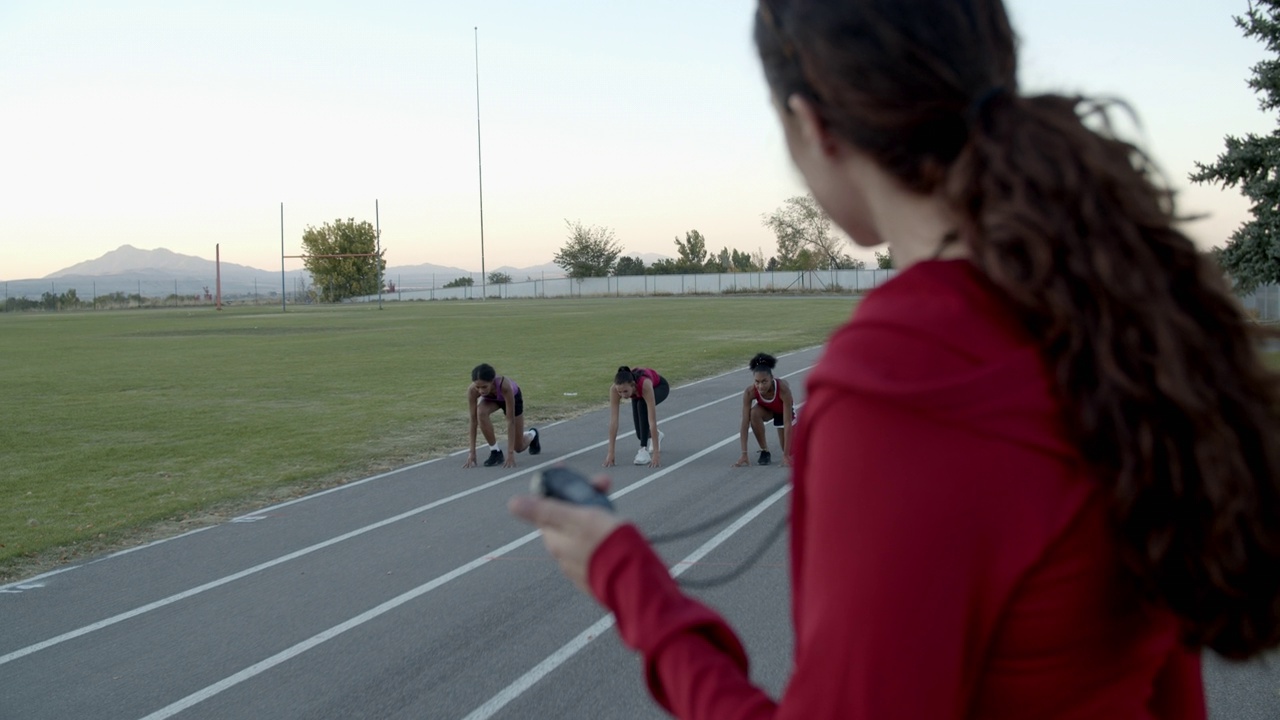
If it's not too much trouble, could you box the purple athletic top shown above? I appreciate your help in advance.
[482,376,519,403]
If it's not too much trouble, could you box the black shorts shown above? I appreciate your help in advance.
[758,404,784,427]
[494,391,524,418]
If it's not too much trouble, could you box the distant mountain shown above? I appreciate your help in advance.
[0,246,619,299]
[47,245,251,279]
[4,245,297,299]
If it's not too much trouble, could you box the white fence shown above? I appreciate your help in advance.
[1240,283,1279,322]
[360,272,1280,322]
[365,269,900,302]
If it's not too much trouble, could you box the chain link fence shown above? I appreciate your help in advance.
[1239,283,1278,322]
[366,268,900,302]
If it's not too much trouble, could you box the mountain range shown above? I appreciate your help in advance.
[2,245,669,299]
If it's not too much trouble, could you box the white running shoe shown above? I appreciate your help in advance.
[650,430,665,450]
[634,446,651,465]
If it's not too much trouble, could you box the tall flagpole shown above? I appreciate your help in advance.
[280,202,286,312]
[375,199,383,310]
[475,26,487,302]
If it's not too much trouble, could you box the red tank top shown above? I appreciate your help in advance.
[753,377,784,414]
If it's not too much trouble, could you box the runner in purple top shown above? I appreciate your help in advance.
[605,365,669,468]
[464,363,541,468]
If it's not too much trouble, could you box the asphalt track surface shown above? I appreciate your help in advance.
[2,345,1276,719]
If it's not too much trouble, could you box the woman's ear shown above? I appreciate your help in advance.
[787,94,839,159]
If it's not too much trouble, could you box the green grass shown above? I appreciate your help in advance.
[0,296,855,580]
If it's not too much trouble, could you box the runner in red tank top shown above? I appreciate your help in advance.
[733,352,795,467]
[605,365,669,468]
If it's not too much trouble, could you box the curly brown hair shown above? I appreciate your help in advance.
[756,0,1280,658]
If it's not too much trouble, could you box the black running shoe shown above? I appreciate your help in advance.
[757,450,772,466]
[529,428,541,455]
[484,449,504,467]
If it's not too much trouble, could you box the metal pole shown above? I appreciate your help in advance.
[376,199,383,309]
[215,243,222,311]
[280,202,287,312]
[475,27,487,302]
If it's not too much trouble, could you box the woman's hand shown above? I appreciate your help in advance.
[509,476,620,594]
[733,453,750,467]
[603,452,616,467]
[648,450,661,468]
[462,454,477,469]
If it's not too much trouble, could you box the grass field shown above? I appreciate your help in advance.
[0,296,856,581]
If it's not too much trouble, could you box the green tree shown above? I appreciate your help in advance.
[443,276,475,288]
[647,258,680,275]
[554,220,623,278]
[487,271,512,284]
[763,195,855,270]
[1190,0,1280,292]
[730,249,757,272]
[300,218,386,302]
[614,256,646,275]
[709,247,732,273]
[674,230,709,273]
[875,249,895,269]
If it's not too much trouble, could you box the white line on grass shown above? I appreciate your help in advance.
[133,433,749,720]
[460,482,793,720]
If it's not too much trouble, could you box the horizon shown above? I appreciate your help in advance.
[1,0,1272,281]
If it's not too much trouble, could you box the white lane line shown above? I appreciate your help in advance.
[0,450,586,667]
[460,482,793,720]
[133,433,747,720]
[1,364,813,666]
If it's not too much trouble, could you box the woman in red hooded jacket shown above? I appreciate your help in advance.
[511,1,1280,717]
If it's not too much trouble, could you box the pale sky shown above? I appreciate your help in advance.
[0,0,1272,280]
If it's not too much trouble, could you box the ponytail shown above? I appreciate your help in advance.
[614,366,636,385]
[949,93,1280,657]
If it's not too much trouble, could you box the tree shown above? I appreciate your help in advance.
[615,256,646,275]
[443,276,474,288]
[674,230,709,272]
[1190,1,1280,292]
[554,220,623,278]
[752,248,769,271]
[648,258,680,275]
[487,271,512,284]
[875,249,895,269]
[300,218,386,302]
[730,249,758,272]
[763,195,856,270]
